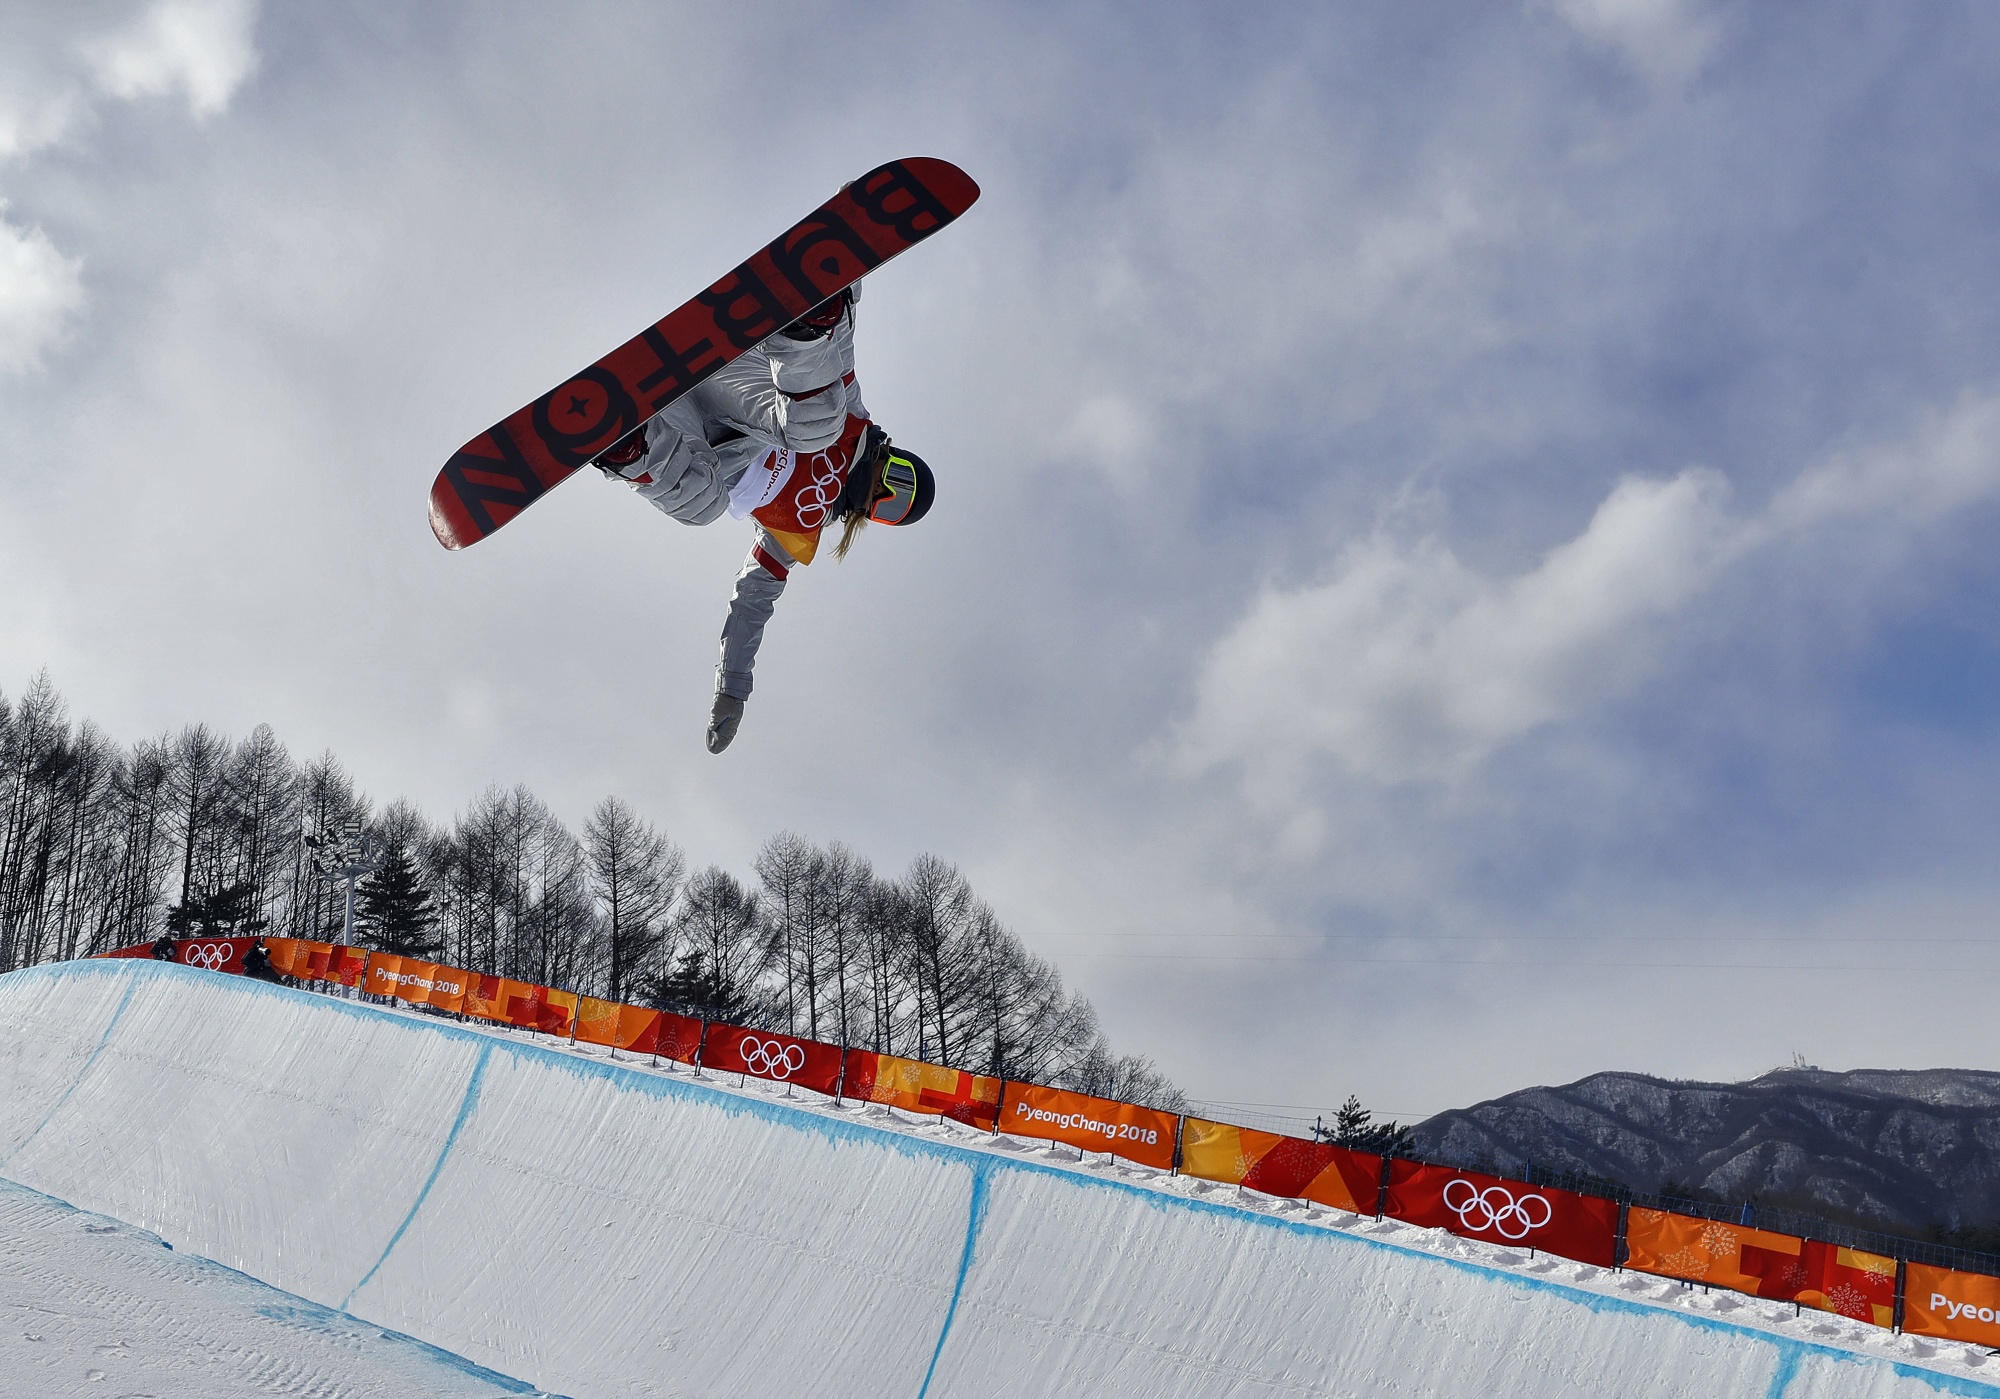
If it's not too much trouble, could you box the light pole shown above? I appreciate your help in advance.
[303,818,385,948]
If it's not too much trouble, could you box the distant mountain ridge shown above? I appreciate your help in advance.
[1409,1067,2000,1234]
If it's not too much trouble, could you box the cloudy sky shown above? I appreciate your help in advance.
[4,1,1999,1125]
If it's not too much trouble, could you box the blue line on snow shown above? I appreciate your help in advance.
[10,961,1998,1398]
[917,1160,992,1399]
[1,971,139,1172]
[342,1039,494,1311]
[1768,1346,1804,1399]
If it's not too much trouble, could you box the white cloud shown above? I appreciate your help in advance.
[0,83,83,163]
[80,0,259,118]
[0,204,84,372]
[0,2,258,160]
[1772,390,2000,535]
[0,3,259,370]
[1180,469,1742,786]
[1180,388,2000,792]
[1540,0,1720,90]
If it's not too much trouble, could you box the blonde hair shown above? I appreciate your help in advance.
[834,510,869,560]
[833,430,893,561]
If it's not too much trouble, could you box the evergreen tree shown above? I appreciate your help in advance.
[166,880,267,936]
[647,866,770,1024]
[651,946,758,1022]
[1319,1094,1413,1156]
[356,847,440,958]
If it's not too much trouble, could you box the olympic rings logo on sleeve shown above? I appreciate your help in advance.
[182,941,237,971]
[1442,1178,1553,1241]
[739,1036,808,1079]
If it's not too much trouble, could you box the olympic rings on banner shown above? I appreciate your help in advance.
[182,941,236,971]
[1442,1178,1553,1241]
[740,1036,807,1079]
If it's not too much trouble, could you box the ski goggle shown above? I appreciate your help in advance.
[869,449,923,524]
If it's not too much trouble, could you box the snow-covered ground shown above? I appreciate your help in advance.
[2,957,1997,1398]
[0,1175,544,1397]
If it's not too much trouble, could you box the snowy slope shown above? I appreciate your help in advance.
[0,1175,543,1397]
[2,958,1997,1399]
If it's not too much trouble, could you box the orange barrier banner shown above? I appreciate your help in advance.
[534,988,577,1036]
[460,973,508,1021]
[1385,1161,1617,1266]
[1624,1210,1896,1325]
[327,945,368,987]
[96,942,156,959]
[1180,1118,1379,1213]
[575,996,622,1048]
[1000,1083,1176,1170]
[653,1010,704,1064]
[701,1023,843,1094]
[841,1051,1002,1129]
[393,960,440,1005]
[264,938,306,977]
[291,941,335,981]
[364,953,402,996]
[610,1005,702,1058]
[427,964,468,1014]
[1905,1264,2000,1344]
[496,980,546,1028]
[611,1004,660,1053]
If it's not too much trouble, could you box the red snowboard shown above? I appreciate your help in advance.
[429,158,980,549]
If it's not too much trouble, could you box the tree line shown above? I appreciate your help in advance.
[0,672,1182,1109]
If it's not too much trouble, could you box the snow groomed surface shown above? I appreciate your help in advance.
[0,1174,543,1396]
[2,959,1997,1398]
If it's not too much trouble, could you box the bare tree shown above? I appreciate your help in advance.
[107,737,176,947]
[899,853,980,1064]
[0,675,1183,1107]
[165,724,228,927]
[655,865,772,1024]
[1062,1040,1187,1113]
[814,841,871,1048]
[225,725,298,932]
[0,673,72,969]
[584,796,683,1005]
[450,786,514,974]
[850,873,912,1054]
[525,812,596,993]
[753,832,813,1032]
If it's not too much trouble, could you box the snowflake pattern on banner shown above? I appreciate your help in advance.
[1697,1221,1739,1260]
[1662,1246,1708,1278]
[1826,1281,1870,1321]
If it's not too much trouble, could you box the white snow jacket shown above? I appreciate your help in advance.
[618,284,869,700]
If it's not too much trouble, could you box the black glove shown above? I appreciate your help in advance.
[707,694,745,754]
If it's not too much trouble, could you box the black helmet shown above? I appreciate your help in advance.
[869,444,933,525]
[845,425,933,526]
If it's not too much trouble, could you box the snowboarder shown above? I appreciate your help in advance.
[150,935,177,962]
[593,283,933,754]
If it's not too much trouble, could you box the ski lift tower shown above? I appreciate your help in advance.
[303,818,385,946]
